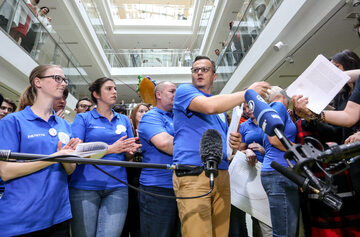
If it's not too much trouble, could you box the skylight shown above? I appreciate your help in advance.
[109,0,194,23]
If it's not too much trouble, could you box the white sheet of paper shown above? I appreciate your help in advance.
[229,151,272,227]
[72,142,108,159]
[226,105,243,159]
[285,54,350,114]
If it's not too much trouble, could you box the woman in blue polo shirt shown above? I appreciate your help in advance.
[69,77,141,237]
[261,86,299,237]
[0,64,81,236]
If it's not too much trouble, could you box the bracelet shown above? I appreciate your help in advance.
[320,111,326,123]
[308,111,320,121]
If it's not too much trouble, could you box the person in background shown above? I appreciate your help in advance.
[113,104,127,115]
[31,6,52,60]
[261,86,299,237]
[128,98,137,115]
[8,0,39,43]
[0,64,81,236]
[69,77,141,237]
[121,102,150,237]
[74,97,93,114]
[238,102,272,237]
[184,48,192,66]
[130,103,150,137]
[138,81,181,237]
[53,87,68,119]
[215,49,220,56]
[0,98,17,119]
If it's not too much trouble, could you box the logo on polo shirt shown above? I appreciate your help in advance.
[27,133,46,139]
[58,132,70,145]
[115,124,127,134]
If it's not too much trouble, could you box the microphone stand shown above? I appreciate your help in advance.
[273,128,343,211]
[0,151,195,171]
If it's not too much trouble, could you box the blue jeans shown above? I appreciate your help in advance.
[138,185,181,237]
[69,187,128,237]
[261,171,299,237]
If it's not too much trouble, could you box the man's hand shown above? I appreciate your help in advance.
[243,149,257,167]
[291,95,315,121]
[248,142,265,154]
[229,132,241,150]
[248,81,271,98]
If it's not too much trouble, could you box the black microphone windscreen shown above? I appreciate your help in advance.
[200,129,223,164]
[270,161,306,188]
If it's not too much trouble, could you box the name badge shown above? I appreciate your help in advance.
[49,128,57,137]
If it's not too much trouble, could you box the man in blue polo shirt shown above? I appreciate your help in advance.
[172,55,270,236]
[138,81,180,237]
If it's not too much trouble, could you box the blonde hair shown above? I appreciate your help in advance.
[18,64,61,111]
[265,86,283,103]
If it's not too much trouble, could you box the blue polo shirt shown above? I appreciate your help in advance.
[70,109,133,190]
[173,84,229,169]
[0,106,72,236]
[261,102,297,171]
[138,107,174,189]
[240,118,265,163]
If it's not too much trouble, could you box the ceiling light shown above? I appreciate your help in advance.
[273,41,285,51]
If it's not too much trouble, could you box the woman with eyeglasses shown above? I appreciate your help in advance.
[0,64,81,236]
[69,77,141,237]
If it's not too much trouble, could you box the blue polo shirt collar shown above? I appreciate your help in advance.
[90,108,120,121]
[153,107,173,118]
[24,106,58,123]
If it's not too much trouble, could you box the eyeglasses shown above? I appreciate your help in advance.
[79,104,92,109]
[38,75,69,85]
[191,66,211,73]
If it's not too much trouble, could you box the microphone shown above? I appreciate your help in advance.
[316,141,360,164]
[271,161,319,194]
[244,89,284,136]
[200,129,223,186]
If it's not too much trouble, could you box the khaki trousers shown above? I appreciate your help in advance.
[173,170,231,237]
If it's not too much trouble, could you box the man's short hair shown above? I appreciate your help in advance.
[75,97,92,108]
[113,104,127,114]
[3,98,17,112]
[154,81,174,101]
[40,6,50,13]
[193,56,216,73]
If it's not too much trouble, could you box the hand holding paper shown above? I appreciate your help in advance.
[286,54,350,114]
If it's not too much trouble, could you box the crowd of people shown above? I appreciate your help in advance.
[1,51,360,237]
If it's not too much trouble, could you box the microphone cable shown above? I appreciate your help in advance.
[92,164,214,199]
[1,152,215,199]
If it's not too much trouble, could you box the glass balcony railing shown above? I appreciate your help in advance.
[0,0,90,98]
[79,0,123,67]
[212,0,283,94]
[193,0,215,50]
[107,48,200,68]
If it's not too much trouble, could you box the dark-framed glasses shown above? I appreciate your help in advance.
[191,66,211,73]
[79,104,92,109]
[38,75,69,85]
